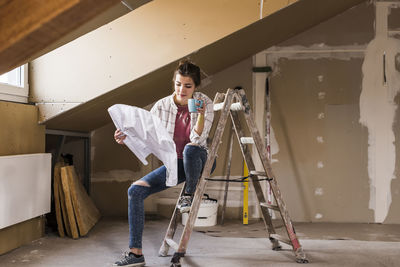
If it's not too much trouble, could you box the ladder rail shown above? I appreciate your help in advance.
[175,88,236,253]
[236,89,306,260]
[158,184,186,256]
[230,110,278,240]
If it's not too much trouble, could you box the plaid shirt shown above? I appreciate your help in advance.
[150,92,214,149]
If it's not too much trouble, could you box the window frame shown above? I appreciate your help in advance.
[0,64,29,103]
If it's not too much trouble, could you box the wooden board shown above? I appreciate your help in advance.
[53,162,65,237]
[63,165,101,236]
[60,167,79,239]
[0,0,120,74]
[58,173,72,238]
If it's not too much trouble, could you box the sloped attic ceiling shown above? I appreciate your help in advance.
[44,0,366,132]
[0,0,151,75]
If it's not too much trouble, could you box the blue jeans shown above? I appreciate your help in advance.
[127,144,215,249]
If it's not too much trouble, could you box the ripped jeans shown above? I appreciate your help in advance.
[127,144,215,249]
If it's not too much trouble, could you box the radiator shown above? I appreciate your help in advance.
[0,153,51,229]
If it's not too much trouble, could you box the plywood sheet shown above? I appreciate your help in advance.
[60,167,80,239]
[0,101,45,156]
[64,166,101,236]
[59,173,72,238]
[53,162,65,237]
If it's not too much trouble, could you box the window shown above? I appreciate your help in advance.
[0,64,29,103]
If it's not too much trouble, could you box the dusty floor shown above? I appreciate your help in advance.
[1,218,400,267]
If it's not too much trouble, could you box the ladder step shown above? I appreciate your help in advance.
[213,102,243,111]
[165,238,179,251]
[260,202,280,211]
[240,137,254,144]
[249,170,267,177]
[270,234,291,245]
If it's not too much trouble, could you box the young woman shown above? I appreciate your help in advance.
[113,60,214,267]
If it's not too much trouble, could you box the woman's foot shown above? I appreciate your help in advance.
[177,195,193,213]
[113,251,145,267]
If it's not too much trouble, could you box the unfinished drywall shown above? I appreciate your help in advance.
[89,58,253,217]
[257,0,400,224]
[90,122,154,216]
[30,0,294,123]
[0,101,46,254]
[31,0,366,133]
[266,57,373,222]
[257,1,380,222]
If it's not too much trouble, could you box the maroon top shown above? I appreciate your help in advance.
[173,104,191,159]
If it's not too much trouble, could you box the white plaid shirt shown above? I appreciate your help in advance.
[150,92,214,149]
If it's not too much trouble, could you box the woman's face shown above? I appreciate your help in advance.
[174,73,196,105]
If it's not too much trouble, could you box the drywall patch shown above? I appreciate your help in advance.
[359,2,400,223]
[316,136,324,143]
[318,113,325,119]
[315,188,324,196]
[315,213,323,219]
[317,161,324,169]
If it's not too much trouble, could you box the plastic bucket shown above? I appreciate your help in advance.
[182,195,218,227]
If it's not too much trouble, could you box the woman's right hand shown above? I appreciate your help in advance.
[114,129,126,145]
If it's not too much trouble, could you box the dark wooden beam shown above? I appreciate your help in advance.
[0,0,120,75]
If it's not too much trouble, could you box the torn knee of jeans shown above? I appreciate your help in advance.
[133,180,150,187]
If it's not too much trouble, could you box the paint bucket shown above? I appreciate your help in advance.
[182,194,218,227]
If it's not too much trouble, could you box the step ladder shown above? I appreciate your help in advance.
[158,88,308,266]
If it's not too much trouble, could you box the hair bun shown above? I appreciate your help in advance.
[174,59,201,87]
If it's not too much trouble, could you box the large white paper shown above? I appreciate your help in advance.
[108,104,177,186]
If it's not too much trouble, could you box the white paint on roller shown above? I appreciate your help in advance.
[318,75,324,82]
[318,112,325,119]
[315,213,323,219]
[315,188,324,196]
[359,2,400,223]
[318,92,326,100]
[317,161,324,169]
[316,136,324,143]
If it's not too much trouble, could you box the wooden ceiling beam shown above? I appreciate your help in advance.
[0,0,120,75]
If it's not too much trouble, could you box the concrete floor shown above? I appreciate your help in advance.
[1,218,400,267]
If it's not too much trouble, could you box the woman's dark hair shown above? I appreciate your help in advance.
[173,60,201,87]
